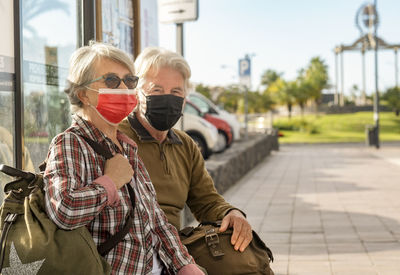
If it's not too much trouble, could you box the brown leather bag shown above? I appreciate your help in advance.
[179,221,274,275]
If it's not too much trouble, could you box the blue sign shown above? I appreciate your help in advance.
[238,57,251,77]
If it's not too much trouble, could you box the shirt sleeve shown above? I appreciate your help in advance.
[43,132,114,230]
[136,158,195,273]
[185,134,240,222]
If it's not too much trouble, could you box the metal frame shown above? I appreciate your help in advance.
[334,35,400,107]
[133,0,140,58]
[13,0,23,169]
[83,0,96,45]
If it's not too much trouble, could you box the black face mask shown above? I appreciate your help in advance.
[145,94,184,131]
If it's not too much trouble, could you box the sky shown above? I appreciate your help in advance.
[158,0,400,96]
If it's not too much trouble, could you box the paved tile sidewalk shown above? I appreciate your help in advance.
[223,143,400,275]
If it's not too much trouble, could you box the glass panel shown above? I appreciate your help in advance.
[0,0,15,203]
[22,0,79,171]
[101,0,134,57]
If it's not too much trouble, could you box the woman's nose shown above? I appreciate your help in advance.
[118,80,129,89]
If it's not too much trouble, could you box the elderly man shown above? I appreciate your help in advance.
[119,47,253,252]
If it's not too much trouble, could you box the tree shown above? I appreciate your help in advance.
[217,86,242,113]
[303,57,329,110]
[294,68,313,116]
[266,78,296,118]
[382,86,400,116]
[195,83,212,100]
[261,69,282,87]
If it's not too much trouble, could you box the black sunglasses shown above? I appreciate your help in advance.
[85,73,139,89]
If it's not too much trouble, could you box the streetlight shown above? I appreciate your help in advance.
[372,0,380,149]
[356,1,380,148]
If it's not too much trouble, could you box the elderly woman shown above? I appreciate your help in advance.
[119,47,253,253]
[43,42,204,275]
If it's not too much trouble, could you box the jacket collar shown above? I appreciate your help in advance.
[128,113,182,145]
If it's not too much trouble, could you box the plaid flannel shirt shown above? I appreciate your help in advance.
[43,115,194,274]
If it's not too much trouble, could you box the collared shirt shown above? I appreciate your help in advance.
[118,114,238,230]
[43,115,194,274]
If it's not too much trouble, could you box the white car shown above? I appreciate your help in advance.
[174,108,218,160]
[187,91,241,141]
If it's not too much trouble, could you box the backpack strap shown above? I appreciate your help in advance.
[79,135,136,256]
[0,213,18,271]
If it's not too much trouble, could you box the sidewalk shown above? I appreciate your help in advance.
[223,143,400,275]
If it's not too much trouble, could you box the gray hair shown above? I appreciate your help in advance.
[134,47,191,95]
[65,41,135,113]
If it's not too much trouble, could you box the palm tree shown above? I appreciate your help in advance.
[302,57,329,113]
[261,69,282,88]
[267,78,296,118]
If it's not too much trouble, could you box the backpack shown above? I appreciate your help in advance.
[0,136,135,274]
[179,221,274,275]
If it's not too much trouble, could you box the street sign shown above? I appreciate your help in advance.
[239,56,251,88]
[158,0,199,24]
[238,57,251,77]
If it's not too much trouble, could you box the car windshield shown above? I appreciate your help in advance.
[184,103,201,117]
[188,95,210,113]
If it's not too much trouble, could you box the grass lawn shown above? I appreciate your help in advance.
[273,111,400,143]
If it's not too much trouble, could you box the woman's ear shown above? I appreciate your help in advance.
[77,89,89,105]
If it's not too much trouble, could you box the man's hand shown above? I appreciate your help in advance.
[219,210,252,252]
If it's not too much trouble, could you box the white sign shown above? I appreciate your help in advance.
[239,58,251,77]
[158,0,198,24]
[239,57,251,89]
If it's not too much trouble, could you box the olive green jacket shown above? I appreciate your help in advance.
[119,114,238,229]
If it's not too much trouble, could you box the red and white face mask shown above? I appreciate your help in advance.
[90,89,137,126]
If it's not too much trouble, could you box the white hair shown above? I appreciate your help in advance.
[134,47,191,95]
[65,41,135,113]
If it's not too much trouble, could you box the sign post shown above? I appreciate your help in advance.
[239,55,251,140]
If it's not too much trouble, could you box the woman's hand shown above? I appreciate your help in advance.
[104,154,134,189]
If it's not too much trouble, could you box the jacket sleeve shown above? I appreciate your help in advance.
[43,132,113,230]
[183,132,240,222]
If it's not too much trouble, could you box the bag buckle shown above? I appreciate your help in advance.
[205,228,224,257]
[5,213,17,223]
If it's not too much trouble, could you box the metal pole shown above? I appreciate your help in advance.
[176,23,185,131]
[176,23,184,56]
[395,48,399,87]
[334,51,339,105]
[373,0,380,149]
[340,51,345,106]
[362,50,367,104]
[244,85,248,140]
[14,0,23,169]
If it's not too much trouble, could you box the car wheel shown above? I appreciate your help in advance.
[214,131,227,153]
[189,134,209,159]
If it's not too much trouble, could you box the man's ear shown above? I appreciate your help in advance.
[77,89,89,105]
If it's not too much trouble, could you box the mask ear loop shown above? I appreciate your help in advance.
[136,89,148,118]
[85,86,99,93]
